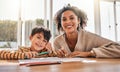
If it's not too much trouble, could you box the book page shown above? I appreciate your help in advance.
[19,57,96,65]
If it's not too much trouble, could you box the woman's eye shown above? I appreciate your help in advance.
[62,19,66,21]
[70,17,74,20]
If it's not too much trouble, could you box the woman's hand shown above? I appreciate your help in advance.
[56,46,68,57]
[67,51,93,58]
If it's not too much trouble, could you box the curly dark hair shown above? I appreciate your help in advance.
[54,4,88,32]
[31,26,51,41]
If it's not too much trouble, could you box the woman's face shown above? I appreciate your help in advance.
[61,10,80,33]
[30,32,48,52]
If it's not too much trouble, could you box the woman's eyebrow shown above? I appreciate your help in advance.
[69,15,75,17]
[62,15,74,19]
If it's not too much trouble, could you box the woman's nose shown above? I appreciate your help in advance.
[65,19,71,23]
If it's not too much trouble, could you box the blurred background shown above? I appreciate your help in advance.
[0,0,120,49]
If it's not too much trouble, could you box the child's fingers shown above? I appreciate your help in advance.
[31,51,38,57]
[45,42,52,50]
[24,52,32,59]
[26,52,39,59]
[28,52,33,58]
[45,42,53,53]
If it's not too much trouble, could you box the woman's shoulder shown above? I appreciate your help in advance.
[78,29,103,40]
[79,29,113,42]
[79,29,98,37]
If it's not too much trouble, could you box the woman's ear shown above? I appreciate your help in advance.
[78,18,81,24]
[29,36,32,40]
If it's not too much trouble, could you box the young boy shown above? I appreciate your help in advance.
[0,26,56,60]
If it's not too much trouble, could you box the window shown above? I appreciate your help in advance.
[0,0,46,48]
[100,1,120,41]
[100,1,115,41]
[0,0,19,49]
[20,0,45,46]
[1,0,119,49]
[116,2,120,41]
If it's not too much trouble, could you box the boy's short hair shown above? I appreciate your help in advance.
[31,26,51,41]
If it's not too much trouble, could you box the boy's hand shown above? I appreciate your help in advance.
[45,42,53,53]
[24,51,38,59]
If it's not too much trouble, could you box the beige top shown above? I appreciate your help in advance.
[53,29,120,58]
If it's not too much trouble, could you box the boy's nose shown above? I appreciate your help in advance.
[38,40,43,44]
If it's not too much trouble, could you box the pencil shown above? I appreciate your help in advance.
[38,52,49,55]
[20,61,62,66]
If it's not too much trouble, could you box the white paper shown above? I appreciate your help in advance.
[19,57,96,64]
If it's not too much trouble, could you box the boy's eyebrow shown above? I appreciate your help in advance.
[37,34,48,42]
[36,34,41,36]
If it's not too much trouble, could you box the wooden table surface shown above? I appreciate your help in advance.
[0,58,120,72]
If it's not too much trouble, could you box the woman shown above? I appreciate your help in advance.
[53,5,120,58]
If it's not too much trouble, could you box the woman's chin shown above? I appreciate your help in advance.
[66,29,75,33]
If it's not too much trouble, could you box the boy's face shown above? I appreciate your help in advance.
[30,32,48,52]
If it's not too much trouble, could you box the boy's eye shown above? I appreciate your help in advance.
[43,40,47,43]
[37,37,40,39]
[37,36,41,39]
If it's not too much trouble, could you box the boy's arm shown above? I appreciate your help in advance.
[0,49,38,60]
